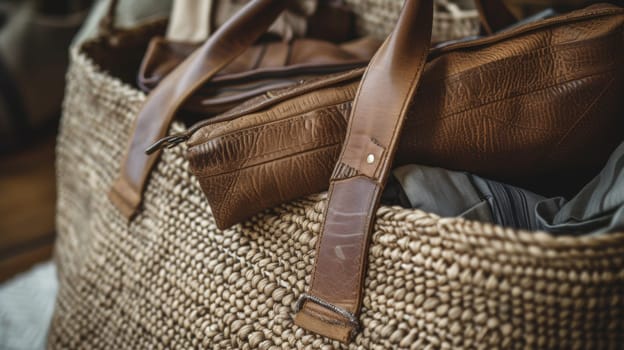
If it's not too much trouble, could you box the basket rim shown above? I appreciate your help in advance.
[71,32,624,249]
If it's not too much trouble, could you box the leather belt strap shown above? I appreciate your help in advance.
[108,0,290,218]
[293,0,433,343]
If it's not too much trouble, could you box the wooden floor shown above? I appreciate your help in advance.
[0,137,56,282]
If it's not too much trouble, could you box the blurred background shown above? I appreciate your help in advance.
[0,0,92,282]
[0,0,605,349]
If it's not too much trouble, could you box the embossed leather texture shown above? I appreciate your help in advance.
[185,4,624,230]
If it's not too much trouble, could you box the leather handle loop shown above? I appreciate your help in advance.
[109,0,290,218]
[294,0,433,343]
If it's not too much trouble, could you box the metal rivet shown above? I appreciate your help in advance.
[366,154,375,164]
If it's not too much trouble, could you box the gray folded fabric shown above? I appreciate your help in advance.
[536,141,624,235]
[390,141,624,235]
[392,164,547,231]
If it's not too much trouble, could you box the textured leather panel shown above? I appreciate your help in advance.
[187,80,357,146]
[189,106,347,176]
[188,5,623,229]
[198,144,341,228]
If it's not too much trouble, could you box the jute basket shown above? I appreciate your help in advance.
[49,4,624,350]
[346,0,479,41]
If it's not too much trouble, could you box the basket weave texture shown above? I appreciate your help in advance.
[345,0,479,41]
[49,45,624,349]
[49,4,624,349]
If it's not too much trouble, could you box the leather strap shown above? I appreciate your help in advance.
[109,0,290,218]
[293,0,433,343]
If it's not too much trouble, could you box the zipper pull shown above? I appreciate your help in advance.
[145,133,190,155]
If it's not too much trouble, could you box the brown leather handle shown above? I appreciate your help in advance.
[293,0,434,343]
[109,0,291,218]
[294,0,517,343]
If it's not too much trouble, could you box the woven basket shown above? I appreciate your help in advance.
[49,5,624,350]
[345,0,479,41]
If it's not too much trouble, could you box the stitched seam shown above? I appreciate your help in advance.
[428,8,623,59]
[381,44,430,179]
[304,179,376,318]
[352,185,379,314]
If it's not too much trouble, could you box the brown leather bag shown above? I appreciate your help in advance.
[111,1,623,231]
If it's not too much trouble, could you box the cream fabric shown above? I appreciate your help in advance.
[166,0,213,42]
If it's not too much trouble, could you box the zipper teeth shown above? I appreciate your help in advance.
[199,79,298,94]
